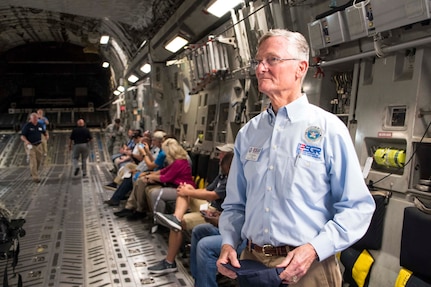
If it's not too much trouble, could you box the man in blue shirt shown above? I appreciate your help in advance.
[37,109,49,156]
[21,112,47,183]
[217,29,375,286]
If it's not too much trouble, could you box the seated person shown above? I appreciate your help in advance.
[104,130,166,190]
[112,131,144,172]
[147,149,234,274]
[103,135,162,206]
[109,129,136,173]
[190,213,246,287]
[114,138,194,221]
[148,143,233,216]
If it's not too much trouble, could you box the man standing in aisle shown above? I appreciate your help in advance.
[217,29,375,286]
[37,109,49,156]
[69,119,93,177]
[21,113,47,183]
[105,118,125,156]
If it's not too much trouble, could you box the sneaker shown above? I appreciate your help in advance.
[74,168,80,176]
[104,182,117,190]
[103,199,120,206]
[155,212,182,231]
[113,208,134,217]
[126,211,147,221]
[148,259,177,274]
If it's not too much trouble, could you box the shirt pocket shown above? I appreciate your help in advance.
[285,155,328,204]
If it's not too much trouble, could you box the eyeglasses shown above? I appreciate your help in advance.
[250,57,299,70]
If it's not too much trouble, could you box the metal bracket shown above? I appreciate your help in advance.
[418,109,431,118]
[215,36,237,48]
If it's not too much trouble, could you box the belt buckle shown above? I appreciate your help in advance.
[262,244,274,257]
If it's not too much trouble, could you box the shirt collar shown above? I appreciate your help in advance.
[266,94,309,123]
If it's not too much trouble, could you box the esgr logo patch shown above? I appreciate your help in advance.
[296,143,321,159]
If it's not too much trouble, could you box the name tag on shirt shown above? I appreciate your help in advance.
[245,147,262,161]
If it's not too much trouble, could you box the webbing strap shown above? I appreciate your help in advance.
[414,197,431,215]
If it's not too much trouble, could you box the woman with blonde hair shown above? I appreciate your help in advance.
[114,138,194,220]
[161,138,189,166]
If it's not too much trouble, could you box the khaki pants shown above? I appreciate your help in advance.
[241,249,342,287]
[28,144,44,180]
[181,198,208,230]
[41,134,48,155]
[125,180,162,213]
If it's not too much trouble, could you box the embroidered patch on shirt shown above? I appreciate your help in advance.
[304,126,322,143]
[297,143,321,159]
[245,147,262,161]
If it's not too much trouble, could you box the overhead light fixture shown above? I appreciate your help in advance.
[206,0,243,18]
[117,86,125,92]
[100,35,110,44]
[102,62,110,68]
[128,74,139,83]
[138,40,147,50]
[164,35,188,53]
[140,63,151,74]
[113,90,121,96]
[166,58,186,66]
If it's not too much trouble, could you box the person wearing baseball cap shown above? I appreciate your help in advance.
[216,143,234,153]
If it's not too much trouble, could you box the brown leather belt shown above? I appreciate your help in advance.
[247,240,296,257]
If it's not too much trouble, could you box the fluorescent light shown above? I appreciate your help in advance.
[166,58,186,66]
[140,63,151,74]
[207,0,242,18]
[138,40,147,50]
[113,90,121,96]
[100,35,110,44]
[117,86,125,92]
[165,36,188,53]
[166,60,177,66]
[102,62,110,68]
[128,74,139,83]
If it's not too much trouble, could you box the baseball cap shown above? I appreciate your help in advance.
[216,143,234,153]
[223,260,285,287]
[153,131,166,140]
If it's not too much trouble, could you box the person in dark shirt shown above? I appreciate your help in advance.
[21,112,47,183]
[69,119,93,177]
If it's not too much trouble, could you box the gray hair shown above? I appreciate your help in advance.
[258,29,309,62]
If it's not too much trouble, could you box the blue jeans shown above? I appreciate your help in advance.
[110,177,133,203]
[190,223,246,287]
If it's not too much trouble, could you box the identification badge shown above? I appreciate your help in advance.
[245,147,262,161]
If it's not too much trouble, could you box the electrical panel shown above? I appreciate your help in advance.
[371,0,431,33]
[345,3,375,40]
[307,11,350,50]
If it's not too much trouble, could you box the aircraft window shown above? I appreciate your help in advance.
[385,105,407,129]
[391,107,406,126]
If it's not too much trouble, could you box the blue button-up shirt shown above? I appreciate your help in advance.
[219,95,375,261]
